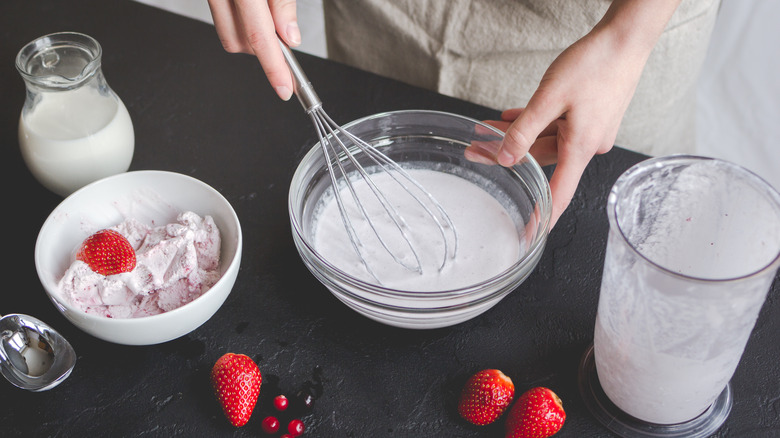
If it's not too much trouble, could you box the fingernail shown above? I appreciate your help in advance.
[275,86,293,101]
[498,149,516,167]
[287,22,301,46]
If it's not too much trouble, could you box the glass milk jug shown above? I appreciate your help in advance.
[16,32,134,197]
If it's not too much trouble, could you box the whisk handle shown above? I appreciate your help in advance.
[278,38,322,113]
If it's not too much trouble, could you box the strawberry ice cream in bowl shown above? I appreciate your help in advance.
[35,171,242,345]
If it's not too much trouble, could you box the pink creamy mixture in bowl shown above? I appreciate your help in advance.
[58,212,221,318]
[35,171,242,345]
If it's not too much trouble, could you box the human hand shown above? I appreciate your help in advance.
[207,0,300,100]
[467,0,681,228]
[468,29,631,228]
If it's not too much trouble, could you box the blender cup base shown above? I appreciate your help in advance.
[577,344,732,438]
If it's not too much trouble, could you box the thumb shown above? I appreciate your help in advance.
[497,91,564,167]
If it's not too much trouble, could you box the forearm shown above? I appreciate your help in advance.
[596,0,683,61]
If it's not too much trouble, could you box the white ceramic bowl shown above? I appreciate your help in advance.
[289,110,552,329]
[35,170,242,345]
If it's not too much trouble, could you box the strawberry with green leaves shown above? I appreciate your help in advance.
[458,369,515,425]
[76,229,136,276]
[211,353,262,427]
[505,387,565,438]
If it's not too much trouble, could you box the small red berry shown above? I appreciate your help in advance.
[280,435,294,438]
[261,416,280,434]
[274,394,289,411]
[288,418,305,436]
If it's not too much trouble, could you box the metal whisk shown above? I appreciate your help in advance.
[278,40,458,281]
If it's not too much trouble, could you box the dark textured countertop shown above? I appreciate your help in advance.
[1,1,778,436]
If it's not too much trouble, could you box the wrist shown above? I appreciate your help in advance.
[594,0,682,59]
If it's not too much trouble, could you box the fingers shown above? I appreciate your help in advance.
[232,0,294,100]
[208,0,298,101]
[269,0,301,46]
[497,91,564,167]
[477,105,598,229]
[482,119,512,132]
[547,149,590,228]
[465,120,507,164]
[469,114,562,166]
[500,109,560,139]
[525,136,559,167]
[501,108,524,121]
[464,142,500,165]
[208,0,246,53]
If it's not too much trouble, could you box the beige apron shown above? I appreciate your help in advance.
[322,0,720,156]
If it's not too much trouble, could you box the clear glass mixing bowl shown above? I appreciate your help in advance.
[288,110,552,329]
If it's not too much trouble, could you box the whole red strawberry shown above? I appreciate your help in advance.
[211,353,262,427]
[505,387,565,438]
[76,229,136,275]
[458,369,515,425]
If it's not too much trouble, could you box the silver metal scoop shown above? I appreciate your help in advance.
[0,314,76,391]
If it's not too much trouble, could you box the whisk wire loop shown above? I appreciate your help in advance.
[320,110,459,271]
[310,111,382,281]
